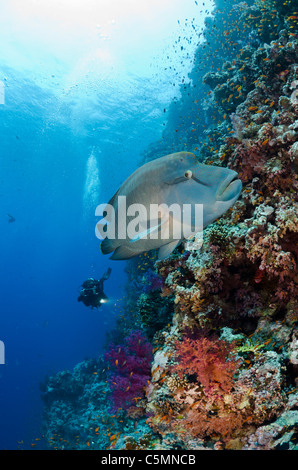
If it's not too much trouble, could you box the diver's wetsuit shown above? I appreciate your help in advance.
[78,268,111,309]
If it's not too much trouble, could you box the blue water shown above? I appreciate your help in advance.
[0,0,213,449]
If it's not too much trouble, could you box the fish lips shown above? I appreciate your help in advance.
[216,172,242,202]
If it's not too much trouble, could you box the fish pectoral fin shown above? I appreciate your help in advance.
[158,240,181,259]
[110,245,141,260]
[129,225,156,243]
[129,218,168,243]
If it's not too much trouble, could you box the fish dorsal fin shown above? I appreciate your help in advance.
[158,240,181,259]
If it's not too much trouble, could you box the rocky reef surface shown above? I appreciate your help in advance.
[41,0,298,450]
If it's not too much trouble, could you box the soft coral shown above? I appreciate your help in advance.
[105,330,153,411]
[173,335,239,395]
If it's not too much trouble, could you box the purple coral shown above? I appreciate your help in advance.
[142,269,164,293]
[104,330,153,412]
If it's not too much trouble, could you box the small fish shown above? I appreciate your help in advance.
[7,214,16,223]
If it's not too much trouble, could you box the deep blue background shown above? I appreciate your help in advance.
[0,0,215,449]
[0,70,165,448]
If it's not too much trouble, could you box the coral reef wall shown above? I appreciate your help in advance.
[41,0,298,450]
[143,0,298,450]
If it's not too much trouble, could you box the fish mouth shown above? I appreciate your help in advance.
[216,172,242,202]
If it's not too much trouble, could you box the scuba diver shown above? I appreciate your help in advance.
[78,267,111,309]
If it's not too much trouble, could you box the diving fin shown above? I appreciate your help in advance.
[102,267,112,281]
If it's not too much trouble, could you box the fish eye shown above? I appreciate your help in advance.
[185,170,192,179]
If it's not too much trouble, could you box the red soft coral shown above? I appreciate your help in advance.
[173,336,239,395]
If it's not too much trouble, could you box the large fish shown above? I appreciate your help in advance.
[99,152,242,260]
